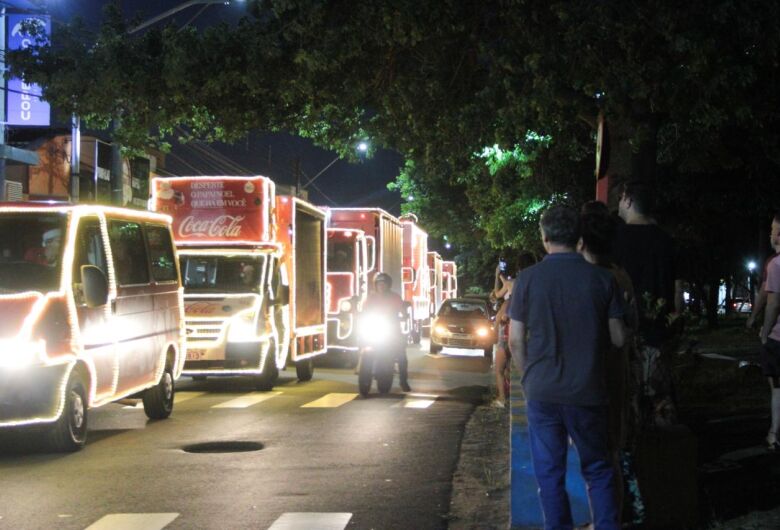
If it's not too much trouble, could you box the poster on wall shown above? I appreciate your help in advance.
[5,14,51,126]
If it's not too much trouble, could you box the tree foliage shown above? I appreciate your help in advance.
[7,0,780,292]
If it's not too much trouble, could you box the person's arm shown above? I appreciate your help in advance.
[609,318,626,348]
[747,282,768,328]
[509,319,526,374]
[761,292,780,344]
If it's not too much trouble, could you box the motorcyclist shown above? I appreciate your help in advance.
[362,272,411,392]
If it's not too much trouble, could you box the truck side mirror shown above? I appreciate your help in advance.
[81,265,109,308]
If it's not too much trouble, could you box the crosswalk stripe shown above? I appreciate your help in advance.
[212,392,282,409]
[84,513,179,530]
[123,391,207,409]
[300,393,357,408]
[174,391,207,404]
[394,393,439,409]
[267,512,352,530]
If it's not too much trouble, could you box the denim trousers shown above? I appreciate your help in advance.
[526,399,619,530]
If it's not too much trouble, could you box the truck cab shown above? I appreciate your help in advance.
[325,227,368,353]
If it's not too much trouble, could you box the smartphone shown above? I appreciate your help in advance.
[499,259,507,272]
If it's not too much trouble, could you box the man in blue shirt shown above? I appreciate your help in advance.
[509,205,626,530]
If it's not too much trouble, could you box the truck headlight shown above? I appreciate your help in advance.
[0,339,45,370]
[434,325,448,336]
[227,311,258,342]
[340,300,352,312]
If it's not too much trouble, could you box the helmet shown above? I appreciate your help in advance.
[374,272,393,288]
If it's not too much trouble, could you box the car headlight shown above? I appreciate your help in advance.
[340,300,352,312]
[0,339,45,370]
[227,311,258,342]
[434,325,448,336]
[476,327,489,338]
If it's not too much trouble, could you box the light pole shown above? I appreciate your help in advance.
[747,260,757,306]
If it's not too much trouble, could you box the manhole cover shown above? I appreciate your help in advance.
[182,441,264,454]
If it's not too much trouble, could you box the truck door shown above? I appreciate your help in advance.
[71,216,115,399]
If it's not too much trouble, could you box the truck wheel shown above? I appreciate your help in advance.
[143,365,174,420]
[254,344,279,391]
[47,370,88,452]
[430,343,442,354]
[296,358,314,382]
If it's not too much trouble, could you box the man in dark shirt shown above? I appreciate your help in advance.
[613,180,680,427]
[509,205,626,530]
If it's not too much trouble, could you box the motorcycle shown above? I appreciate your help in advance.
[356,310,405,396]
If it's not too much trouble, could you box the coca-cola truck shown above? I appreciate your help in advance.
[400,214,430,344]
[150,176,327,389]
[427,251,443,319]
[324,227,369,354]
[328,208,403,289]
[442,260,458,300]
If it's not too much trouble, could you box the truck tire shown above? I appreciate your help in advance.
[47,370,88,452]
[143,365,174,420]
[254,344,279,391]
[296,358,314,382]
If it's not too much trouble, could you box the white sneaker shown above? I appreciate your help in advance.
[491,399,505,409]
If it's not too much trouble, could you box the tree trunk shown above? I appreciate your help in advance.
[602,116,659,210]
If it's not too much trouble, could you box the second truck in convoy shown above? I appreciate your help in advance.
[151,176,327,389]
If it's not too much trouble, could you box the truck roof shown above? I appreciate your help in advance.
[0,202,172,224]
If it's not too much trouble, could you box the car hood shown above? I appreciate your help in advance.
[434,315,491,331]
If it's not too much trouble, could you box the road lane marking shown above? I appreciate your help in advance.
[300,393,357,408]
[85,513,179,530]
[267,512,352,530]
[212,392,282,408]
[122,391,207,409]
[393,393,438,408]
[174,391,207,404]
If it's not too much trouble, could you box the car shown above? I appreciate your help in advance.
[429,297,496,356]
[731,298,752,313]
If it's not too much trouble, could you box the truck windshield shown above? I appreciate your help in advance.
[0,212,67,294]
[180,255,266,294]
[327,240,355,273]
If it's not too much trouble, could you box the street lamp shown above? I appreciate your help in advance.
[747,260,757,306]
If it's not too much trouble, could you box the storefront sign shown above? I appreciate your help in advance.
[5,14,51,126]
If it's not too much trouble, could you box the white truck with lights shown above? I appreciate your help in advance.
[151,176,327,389]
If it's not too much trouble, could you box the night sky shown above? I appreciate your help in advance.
[35,0,405,214]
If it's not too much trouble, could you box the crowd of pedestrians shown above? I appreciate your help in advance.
[495,180,684,529]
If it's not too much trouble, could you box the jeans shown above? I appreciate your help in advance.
[527,399,619,530]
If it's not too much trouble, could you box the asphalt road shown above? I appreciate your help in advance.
[0,342,491,530]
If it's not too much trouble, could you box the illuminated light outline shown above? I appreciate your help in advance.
[277,195,328,363]
[427,251,444,316]
[401,219,430,323]
[0,205,182,427]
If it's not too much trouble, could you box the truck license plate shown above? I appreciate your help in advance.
[186,349,205,361]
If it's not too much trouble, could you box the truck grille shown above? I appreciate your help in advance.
[186,320,227,342]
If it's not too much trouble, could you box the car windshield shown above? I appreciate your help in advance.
[327,240,355,273]
[180,255,266,294]
[438,300,487,318]
[0,212,67,294]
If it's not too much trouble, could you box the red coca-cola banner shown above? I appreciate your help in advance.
[151,176,272,245]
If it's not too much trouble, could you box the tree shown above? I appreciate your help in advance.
[8,1,780,296]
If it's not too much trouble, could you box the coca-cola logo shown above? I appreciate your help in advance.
[186,302,219,315]
[179,215,246,238]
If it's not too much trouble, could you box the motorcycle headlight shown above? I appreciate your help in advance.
[340,300,352,312]
[359,313,392,344]
[227,311,258,342]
